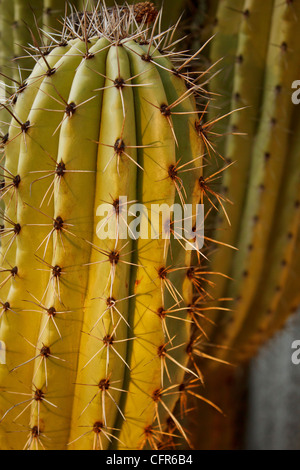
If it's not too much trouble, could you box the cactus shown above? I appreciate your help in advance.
[1,0,299,452]
[0,1,83,135]
[0,0,15,132]
[179,0,300,450]
[0,2,226,450]
[0,0,194,83]
[191,0,300,367]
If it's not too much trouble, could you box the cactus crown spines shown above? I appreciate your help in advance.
[65,1,159,42]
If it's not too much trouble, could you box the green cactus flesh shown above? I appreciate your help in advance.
[0,4,215,450]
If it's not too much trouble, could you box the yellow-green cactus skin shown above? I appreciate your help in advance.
[0,3,216,450]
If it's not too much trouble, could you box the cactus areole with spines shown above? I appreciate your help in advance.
[0,2,220,450]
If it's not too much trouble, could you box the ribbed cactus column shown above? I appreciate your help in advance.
[188,0,300,372]
[210,0,300,364]
[204,0,275,340]
[0,4,211,450]
[0,1,83,86]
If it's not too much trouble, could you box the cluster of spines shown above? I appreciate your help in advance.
[0,1,236,450]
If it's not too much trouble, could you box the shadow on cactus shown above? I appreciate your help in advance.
[0,1,235,450]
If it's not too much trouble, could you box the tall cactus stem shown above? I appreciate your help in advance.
[209,0,300,364]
